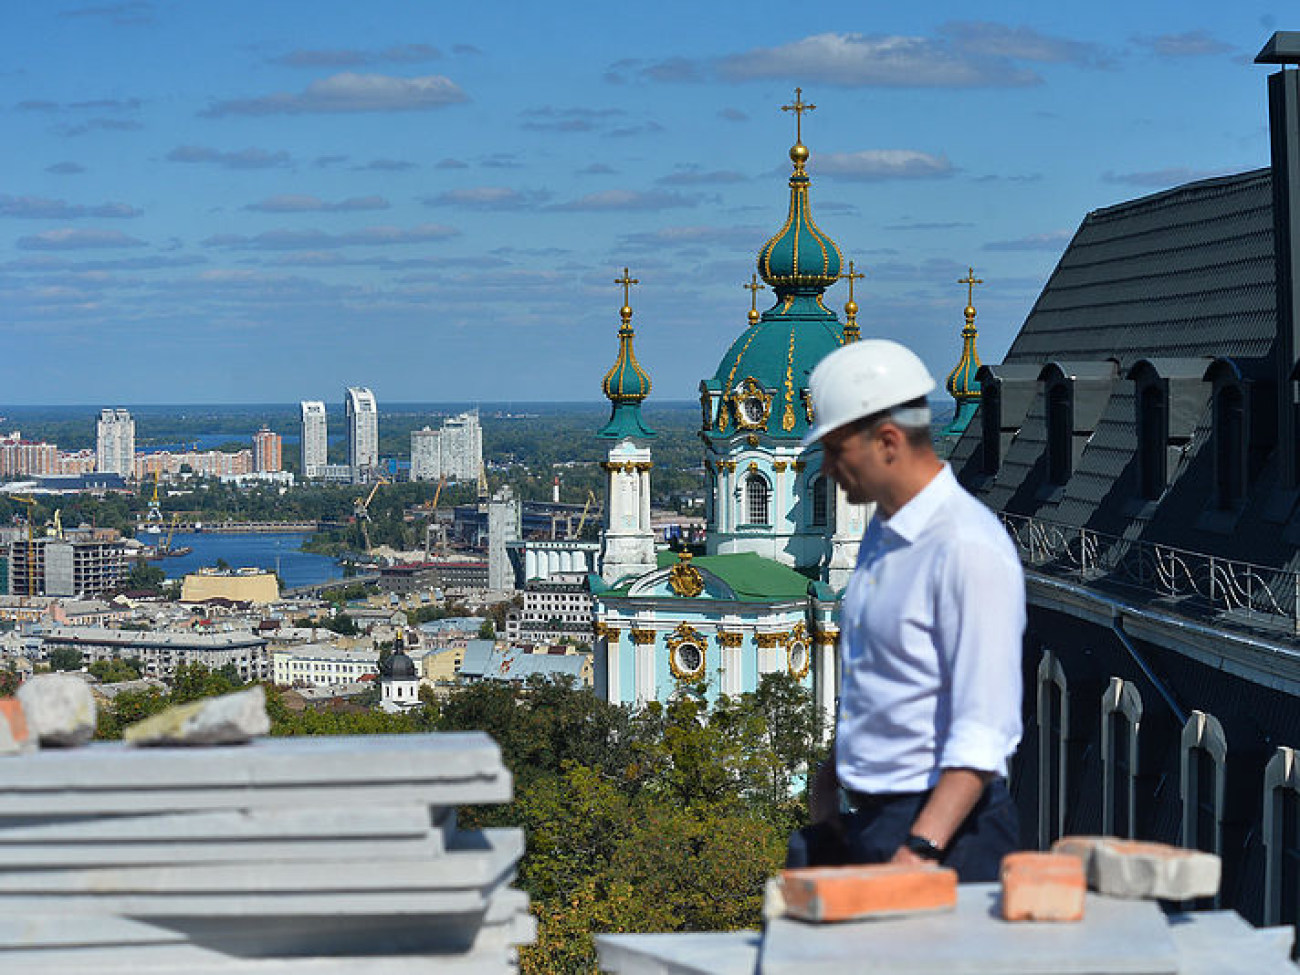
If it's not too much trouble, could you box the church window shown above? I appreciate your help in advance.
[811,475,828,527]
[1213,384,1246,510]
[1137,383,1168,501]
[745,473,771,525]
[1101,677,1142,839]
[1036,648,1069,849]
[1046,382,1073,486]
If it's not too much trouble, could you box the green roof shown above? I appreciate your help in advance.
[647,550,812,601]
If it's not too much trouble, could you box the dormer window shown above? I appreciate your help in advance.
[1137,383,1169,501]
[980,380,1002,475]
[1046,381,1073,486]
[1214,384,1246,510]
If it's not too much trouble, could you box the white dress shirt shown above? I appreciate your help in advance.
[835,464,1025,794]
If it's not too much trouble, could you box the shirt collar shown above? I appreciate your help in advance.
[877,464,957,544]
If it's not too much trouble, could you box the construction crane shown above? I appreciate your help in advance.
[575,489,599,537]
[353,475,389,555]
[143,471,163,533]
[423,475,449,560]
[12,496,37,596]
[476,461,489,504]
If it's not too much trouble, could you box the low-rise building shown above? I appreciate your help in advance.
[517,571,593,644]
[180,569,280,605]
[271,644,380,688]
[421,644,468,683]
[42,626,270,682]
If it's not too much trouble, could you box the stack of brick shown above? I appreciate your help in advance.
[0,728,533,973]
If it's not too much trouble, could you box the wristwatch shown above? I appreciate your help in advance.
[903,833,945,861]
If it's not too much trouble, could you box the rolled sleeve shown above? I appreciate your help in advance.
[934,537,1025,775]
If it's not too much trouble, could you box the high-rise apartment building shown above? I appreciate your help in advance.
[252,426,282,473]
[96,408,134,478]
[410,410,482,482]
[299,401,327,478]
[345,387,378,480]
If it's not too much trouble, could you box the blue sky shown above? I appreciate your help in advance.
[0,2,1293,404]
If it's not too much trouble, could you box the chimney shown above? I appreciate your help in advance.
[1258,32,1300,489]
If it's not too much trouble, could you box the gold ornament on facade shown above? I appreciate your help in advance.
[732,377,773,431]
[746,434,759,447]
[667,623,707,680]
[813,629,839,647]
[772,460,788,473]
[755,631,788,649]
[787,622,811,679]
[792,461,806,472]
[630,628,657,645]
[715,630,744,648]
[668,551,705,598]
[699,382,714,430]
[717,460,737,473]
[802,389,815,424]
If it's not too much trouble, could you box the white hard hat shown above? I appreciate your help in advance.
[801,339,937,446]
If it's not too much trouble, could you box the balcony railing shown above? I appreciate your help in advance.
[999,512,1300,635]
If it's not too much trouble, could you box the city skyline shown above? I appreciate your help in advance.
[2,2,1294,403]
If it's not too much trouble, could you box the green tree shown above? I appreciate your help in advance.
[477,618,495,640]
[125,559,166,593]
[89,657,141,683]
[48,646,83,672]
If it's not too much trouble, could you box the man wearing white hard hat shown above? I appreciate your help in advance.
[787,339,1025,882]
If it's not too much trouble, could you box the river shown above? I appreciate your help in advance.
[155,532,344,589]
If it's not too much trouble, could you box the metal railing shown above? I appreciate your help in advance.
[999,512,1300,635]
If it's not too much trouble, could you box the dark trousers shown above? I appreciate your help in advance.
[784,778,1019,883]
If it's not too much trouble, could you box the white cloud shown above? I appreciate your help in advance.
[166,145,291,169]
[201,224,459,250]
[0,195,140,219]
[1131,31,1233,58]
[552,189,698,211]
[201,73,468,117]
[17,228,146,250]
[245,195,390,213]
[983,230,1073,251]
[422,187,549,210]
[815,150,954,181]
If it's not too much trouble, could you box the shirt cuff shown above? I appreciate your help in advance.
[938,718,1015,775]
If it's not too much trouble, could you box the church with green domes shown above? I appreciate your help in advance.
[590,91,867,724]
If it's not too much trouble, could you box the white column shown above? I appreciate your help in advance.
[815,637,837,741]
[639,467,651,533]
[605,636,621,705]
[525,550,536,581]
[635,642,655,705]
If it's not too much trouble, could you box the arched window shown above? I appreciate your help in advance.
[1101,677,1143,838]
[1263,747,1300,927]
[745,474,770,525]
[810,475,828,527]
[1181,710,1226,906]
[1036,648,1069,849]
[1046,382,1073,485]
[981,381,1003,475]
[1137,383,1168,501]
[1214,385,1246,510]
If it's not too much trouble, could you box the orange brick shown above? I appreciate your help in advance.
[1000,851,1086,922]
[0,698,30,753]
[779,863,957,923]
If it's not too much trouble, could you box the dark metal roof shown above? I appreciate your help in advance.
[950,167,1300,571]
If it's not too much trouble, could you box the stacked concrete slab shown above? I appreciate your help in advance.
[0,732,534,973]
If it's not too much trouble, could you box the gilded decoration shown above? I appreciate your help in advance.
[668,552,705,598]
[715,630,744,648]
[667,623,707,681]
[813,629,839,646]
[755,631,788,649]
[802,389,815,424]
[748,461,758,473]
[786,622,811,679]
[732,377,773,431]
[717,460,737,473]
[699,382,714,430]
[747,434,759,447]
[772,461,788,473]
[792,461,806,472]
[630,629,657,645]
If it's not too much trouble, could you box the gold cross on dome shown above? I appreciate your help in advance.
[743,273,765,312]
[958,267,984,306]
[781,87,816,144]
[840,260,865,303]
[615,267,639,306]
